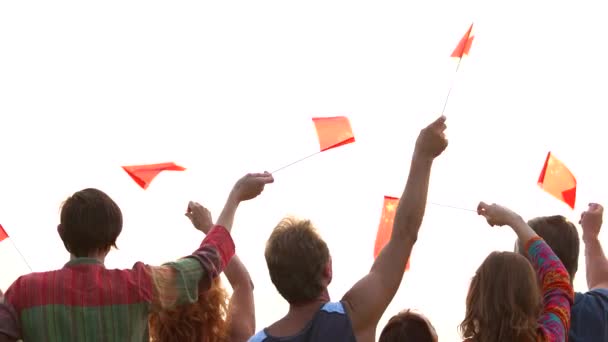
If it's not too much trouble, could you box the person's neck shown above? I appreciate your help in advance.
[70,251,107,264]
[287,289,331,317]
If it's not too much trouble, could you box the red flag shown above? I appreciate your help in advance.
[312,116,355,152]
[538,152,577,209]
[451,23,475,58]
[374,196,410,271]
[122,162,186,189]
[0,224,8,242]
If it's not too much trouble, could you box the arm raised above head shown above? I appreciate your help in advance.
[342,116,448,336]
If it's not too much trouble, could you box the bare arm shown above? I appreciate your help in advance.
[342,116,447,335]
[580,204,608,289]
[224,256,255,342]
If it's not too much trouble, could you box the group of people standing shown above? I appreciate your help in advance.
[1,116,607,341]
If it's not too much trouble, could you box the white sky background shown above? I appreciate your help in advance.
[1,1,607,340]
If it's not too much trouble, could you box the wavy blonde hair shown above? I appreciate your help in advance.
[149,277,230,342]
[460,251,541,342]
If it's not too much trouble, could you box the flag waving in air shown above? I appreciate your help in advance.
[538,152,577,209]
[271,116,355,173]
[374,196,410,271]
[312,116,355,152]
[0,224,8,242]
[451,23,475,58]
[122,162,186,189]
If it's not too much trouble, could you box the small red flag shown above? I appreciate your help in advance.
[451,23,475,58]
[538,152,577,209]
[122,162,186,189]
[0,224,8,242]
[374,196,410,271]
[312,116,355,152]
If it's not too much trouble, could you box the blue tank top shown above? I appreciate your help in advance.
[248,302,356,342]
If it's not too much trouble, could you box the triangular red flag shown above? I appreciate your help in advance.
[122,162,186,190]
[451,23,475,58]
[374,196,410,271]
[312,116,355,152]
[0,224,8,242]
[537,152,577,209]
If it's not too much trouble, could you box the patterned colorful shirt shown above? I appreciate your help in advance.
[527,236,574,341]
[0,225,234,342]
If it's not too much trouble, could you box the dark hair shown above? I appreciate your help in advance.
[379,310,437,342]
[58,188,123,257]
[460,251,540,342]
[525,215,579,280]
[265,217,330,304]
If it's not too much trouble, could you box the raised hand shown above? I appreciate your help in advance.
[477,202,521,227]
[230,172,275,202]
[185,201,213,234]
[580,203,604,242]
[415,115,448,159]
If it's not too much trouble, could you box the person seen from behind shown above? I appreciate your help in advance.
[515,203,608,341]
[0,172,273,341]
[249,115,448,342]
[149,201,256,342]
[460,202,574,342]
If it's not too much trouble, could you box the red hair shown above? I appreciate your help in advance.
[149,277,230,342]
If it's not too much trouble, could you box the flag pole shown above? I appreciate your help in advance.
[429,201,475,212]
[271,151,323,174]
[440,57,463,115]
[9,240,33,272]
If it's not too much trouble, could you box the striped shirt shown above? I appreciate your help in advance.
[0,225,234,342]
[248,302,356,342]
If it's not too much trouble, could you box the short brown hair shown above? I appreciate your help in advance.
[525,215,579,280]
[460,251,541,342]
[265,217,330,304]
[379,310,437,342]
[58,188,123,257]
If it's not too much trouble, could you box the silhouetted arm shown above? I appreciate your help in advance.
[225,256,255,342]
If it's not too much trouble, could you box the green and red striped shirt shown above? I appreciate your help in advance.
[0,225,235,342]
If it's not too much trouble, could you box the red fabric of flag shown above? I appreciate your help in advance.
[451,23,475,58]
[312,116,355,152]
[0,224,8,242]
[538,152,577,209]
[122,162,186,189]
[373,196,410,271]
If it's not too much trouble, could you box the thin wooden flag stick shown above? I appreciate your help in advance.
[271,151,322,174]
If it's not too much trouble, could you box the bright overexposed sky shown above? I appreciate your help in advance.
[1,1,607,340]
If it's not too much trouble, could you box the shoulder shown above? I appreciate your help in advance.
[247,330,269,342]
[573,288,608,311]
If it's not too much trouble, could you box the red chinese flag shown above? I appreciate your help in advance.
[0,224,8,242]
[451,23,475,58]
[538,152,577,209]
[122,162,186,189]
[312,116,355,152]
[374,196,410,271]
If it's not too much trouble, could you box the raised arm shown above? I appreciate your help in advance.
[149,172,273,312]
[342,116,448,336]
[477,202,574,341]
[224,256,255,342]
[186,202,256,341]
[580,204,608,290]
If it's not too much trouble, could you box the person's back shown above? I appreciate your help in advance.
[519,205,608,341]
[8,261,156,341]
[249,116,449,342]
[249,302,355,342]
